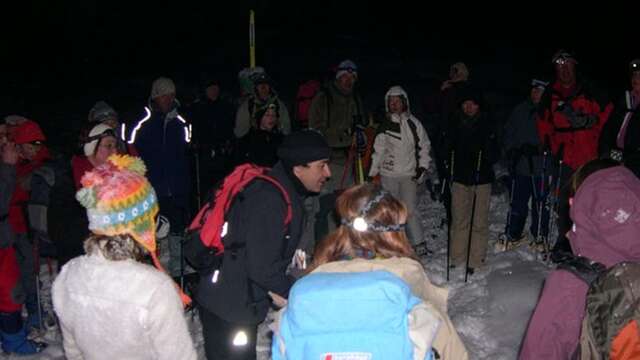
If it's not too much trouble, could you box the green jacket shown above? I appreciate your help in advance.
[308,82,364,148]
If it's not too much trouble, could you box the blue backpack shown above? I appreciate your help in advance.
[272,270,435,360]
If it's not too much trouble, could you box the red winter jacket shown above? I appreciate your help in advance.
[8,147,50,234]
[536,82,613,170]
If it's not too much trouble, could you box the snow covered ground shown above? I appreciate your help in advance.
[3,187,554,360]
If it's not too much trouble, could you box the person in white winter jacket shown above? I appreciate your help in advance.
[52,154,196,360]
[369,86,433,255]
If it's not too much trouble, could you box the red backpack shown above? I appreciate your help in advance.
[184,164,292,270]
[295,80,322,128]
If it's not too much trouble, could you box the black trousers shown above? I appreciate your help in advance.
[199,306,258,360]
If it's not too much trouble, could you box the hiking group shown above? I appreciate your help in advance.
[1,50,640,359]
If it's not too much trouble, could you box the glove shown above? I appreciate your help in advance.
[156,215,170,239]
[568,112,598,129]
[413,167,427,184]
[610,149,623,162]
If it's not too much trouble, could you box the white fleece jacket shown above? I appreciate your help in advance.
[52,254,197,360]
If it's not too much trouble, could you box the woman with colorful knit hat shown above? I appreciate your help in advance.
[52,154,196,360]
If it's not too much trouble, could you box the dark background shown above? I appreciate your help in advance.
[2,1,636,151]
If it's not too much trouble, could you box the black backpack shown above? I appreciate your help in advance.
[29,156,88,262]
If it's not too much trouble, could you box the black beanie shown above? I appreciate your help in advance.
[458,86,484,108]
[278,130,331,167]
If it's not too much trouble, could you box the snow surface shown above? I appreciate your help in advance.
[2,187,554,360]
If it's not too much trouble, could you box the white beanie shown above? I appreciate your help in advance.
[84,124,114,156]
[150,77,176,99]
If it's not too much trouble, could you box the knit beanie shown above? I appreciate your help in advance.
[150,77,176,99]
[76,154,191,305]
[83,123,115,156]
[336,59,358,79]
[458,86,484,108]
[277,130,331,167]
[12,120,46,144]
[88,101,118,123]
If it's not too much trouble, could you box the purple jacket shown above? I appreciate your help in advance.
[519,166,640,360]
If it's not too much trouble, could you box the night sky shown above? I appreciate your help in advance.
[2,2,636,149]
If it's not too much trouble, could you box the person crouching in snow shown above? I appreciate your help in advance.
[272,184,468,359]
[52,154,196,360]
[519,165,640,359]
[368,86,435,256]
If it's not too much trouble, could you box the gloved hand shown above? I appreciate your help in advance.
[156,215,170,239]
[413,167,427,184]
[610,149,623,162]
[568,112,598,129]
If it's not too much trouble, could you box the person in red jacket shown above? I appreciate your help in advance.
[0,139,47,354]
[9,120,52,330]
[536,50,613,259]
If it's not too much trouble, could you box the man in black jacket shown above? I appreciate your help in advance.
[197,130,331,360]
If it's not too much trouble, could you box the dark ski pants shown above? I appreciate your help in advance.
[506,175,551,240]
[200,306,257,360]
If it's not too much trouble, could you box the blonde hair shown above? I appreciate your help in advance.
[310,184,417,271]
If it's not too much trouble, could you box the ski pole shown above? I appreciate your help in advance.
[536,150,548,249]
[195,147,201,209]
[446,150,455,281]
[547,143,565,254]
[32,235,43,331]
[465,151,482,283]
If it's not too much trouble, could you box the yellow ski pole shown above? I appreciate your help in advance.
[249,10,256,68]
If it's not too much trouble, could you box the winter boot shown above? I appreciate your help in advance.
[1,327,47,354]
[0,312,46,355]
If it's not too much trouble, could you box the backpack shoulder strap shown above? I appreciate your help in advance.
[254,174,293,228]
[557,254,606,285]
[406,118,421,168]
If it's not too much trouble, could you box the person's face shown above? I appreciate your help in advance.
[336,73,356,94]
[462,100,480,117]
[388,96,405,114]
[17,143,40,160]
[255,83,271,99]
[0,125,7,147]
[555,59,576,87]
[293,159,331,193]
[259,109,278,131]
[530,87,544,105]
[206,84,220,101]
[91,136,117,166]
[631,72,640,94]
[154,93,175,113]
